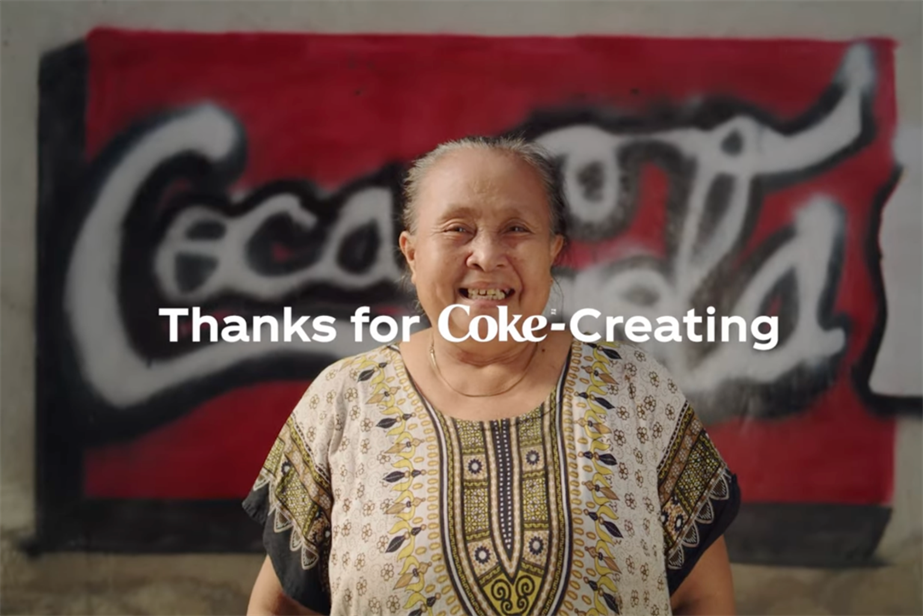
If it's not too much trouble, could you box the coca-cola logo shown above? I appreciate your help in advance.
[55,42,890,440]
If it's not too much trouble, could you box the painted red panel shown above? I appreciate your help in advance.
[80,29,897,506]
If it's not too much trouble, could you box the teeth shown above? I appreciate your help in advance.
[467,288,508,300]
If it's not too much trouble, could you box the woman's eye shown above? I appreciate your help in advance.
[509,225,529,233]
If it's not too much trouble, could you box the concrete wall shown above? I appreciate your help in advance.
[2,1,921,614]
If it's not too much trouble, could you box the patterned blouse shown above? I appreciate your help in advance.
[243,339,740,616]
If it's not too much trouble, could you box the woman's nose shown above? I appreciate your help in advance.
[466,233,508,271]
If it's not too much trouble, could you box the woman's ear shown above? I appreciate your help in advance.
[550,234,565,265]
[399,231,417,283]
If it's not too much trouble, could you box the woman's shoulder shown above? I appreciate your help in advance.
[572,338,670,377]
[287,343,402,432]
[290,345,400,418]
[570,338,687,413]
[306,343,401,386]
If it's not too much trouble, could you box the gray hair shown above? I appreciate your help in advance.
[399,135,570,250]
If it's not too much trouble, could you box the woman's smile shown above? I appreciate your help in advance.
[459,287,513,301]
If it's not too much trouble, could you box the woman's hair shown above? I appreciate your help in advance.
[399,135,571,255]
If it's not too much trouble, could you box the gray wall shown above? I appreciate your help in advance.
[2,1,921,614]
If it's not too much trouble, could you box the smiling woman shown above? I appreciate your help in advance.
[243,136,741,616]
[399,137,566,350]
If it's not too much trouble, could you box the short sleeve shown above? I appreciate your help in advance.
[242,361,347,614]
[632,348,741,594]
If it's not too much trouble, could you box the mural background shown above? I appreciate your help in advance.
[0,0,923,614]
[3,1,921,614]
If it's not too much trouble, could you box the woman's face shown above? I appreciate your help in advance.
[400,148,564,341]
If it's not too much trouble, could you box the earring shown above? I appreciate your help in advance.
[544,278,565,324]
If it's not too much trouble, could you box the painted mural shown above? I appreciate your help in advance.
[35,29,919,563]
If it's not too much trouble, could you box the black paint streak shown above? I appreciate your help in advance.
[721,130,742,155]
[35,39,94,555]
[186,219,226,240]
[725,502,892,567]
[246,209,327,276]
[852,166,923,416]
[337,220,380,274]
[176,253,218,293]
[692,173,734,260]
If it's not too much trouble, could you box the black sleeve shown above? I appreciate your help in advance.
[243,415,333,614]
[658,401,741,594]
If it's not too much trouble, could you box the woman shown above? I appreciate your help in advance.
[244,137,741,615]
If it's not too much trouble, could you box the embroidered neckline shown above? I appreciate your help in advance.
[385,338,579,426]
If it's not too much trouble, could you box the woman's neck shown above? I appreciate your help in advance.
[434,333,541,369]
[427,329,552,399]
